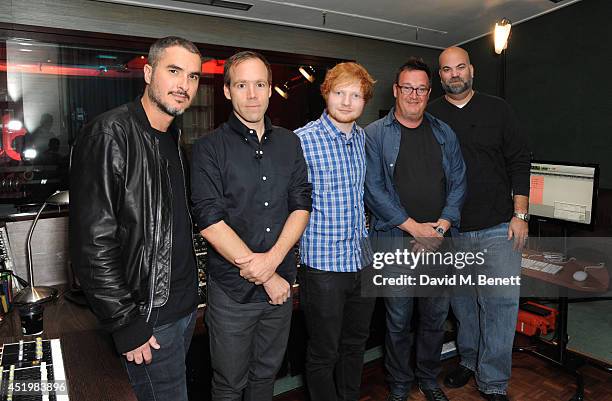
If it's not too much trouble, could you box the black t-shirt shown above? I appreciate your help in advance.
[393,118,446,224]
[135,102,199,325]
[427,92,530,232]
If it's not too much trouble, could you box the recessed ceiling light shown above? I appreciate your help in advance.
[181,0,252,11]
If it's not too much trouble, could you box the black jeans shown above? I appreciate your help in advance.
[299,266,376,401]
[206,277,293,401]
[384,296,450,396]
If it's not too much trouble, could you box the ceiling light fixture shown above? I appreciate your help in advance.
[299,66,315,83]
[494,18,512,55]
[274,74,311,100]
[274,83,289,99]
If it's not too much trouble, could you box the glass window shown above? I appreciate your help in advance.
[0,28,334,217]
[0,36,216,215]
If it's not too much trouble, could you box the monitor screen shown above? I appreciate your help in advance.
[529,161,599,226]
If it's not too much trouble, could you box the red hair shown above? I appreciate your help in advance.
[320,62,376,102]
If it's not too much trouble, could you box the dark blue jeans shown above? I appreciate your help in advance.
[123,309,197,401]
[451,222,521,395]
[206,277,292,401]
[385,296,450,396]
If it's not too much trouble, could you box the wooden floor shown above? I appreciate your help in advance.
[275,353,612,401]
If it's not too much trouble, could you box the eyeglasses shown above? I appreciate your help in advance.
[396,85,430,97]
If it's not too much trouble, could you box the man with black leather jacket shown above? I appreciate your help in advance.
[70,36,202,401]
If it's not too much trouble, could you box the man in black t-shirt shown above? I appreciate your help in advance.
[365,58,466,401]
[71,37,201,401]
[428,47,530,401]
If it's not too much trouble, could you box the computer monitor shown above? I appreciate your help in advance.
[529,161,599,227]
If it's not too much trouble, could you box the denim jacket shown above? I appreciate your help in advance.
[364,107,467,235]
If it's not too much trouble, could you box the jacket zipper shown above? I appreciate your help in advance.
[163,159,173,307]
[147,137,162,322]
[177,129,198,290]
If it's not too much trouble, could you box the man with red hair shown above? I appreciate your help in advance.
[295,62,376,401]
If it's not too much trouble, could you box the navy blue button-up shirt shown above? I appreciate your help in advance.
[191,113,312,303]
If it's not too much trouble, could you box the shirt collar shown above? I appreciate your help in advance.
[227,111,273,140]
[320,110,359,139]
[383,106,436,131]
[383,107,398,127]
[130,97,178,138]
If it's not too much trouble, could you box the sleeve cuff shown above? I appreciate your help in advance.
[387,211,409,231]
[440,207,460,227]
[288,198,313,213]
[111,314,153,354]
[194,212,225,232]
[512,185,530,197]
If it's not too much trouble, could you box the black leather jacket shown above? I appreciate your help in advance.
[70,101,181,334]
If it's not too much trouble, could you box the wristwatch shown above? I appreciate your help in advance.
[513,212,530,222]
[435,226,446,236]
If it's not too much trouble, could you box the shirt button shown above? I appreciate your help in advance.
[262,176,267,181]
[249,130,254,134]
[264,202,269,206]
[244,137,248,141]
[390,163,394,167]
[266,227,271,232]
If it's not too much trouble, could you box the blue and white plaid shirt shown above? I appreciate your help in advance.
[295,111,371,272]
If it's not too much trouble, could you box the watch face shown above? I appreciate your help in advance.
[515,213,529,222]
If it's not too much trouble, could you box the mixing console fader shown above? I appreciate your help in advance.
[0,338,69,400]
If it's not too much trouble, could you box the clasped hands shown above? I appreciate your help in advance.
[235,250,291,305]
[400,218,451,252]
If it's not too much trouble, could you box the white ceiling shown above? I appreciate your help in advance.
[98,0,582,49]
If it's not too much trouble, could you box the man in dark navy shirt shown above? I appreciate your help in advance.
[191,51,312,401]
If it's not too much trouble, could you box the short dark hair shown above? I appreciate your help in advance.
[148,36,202,68]
[224,51,272,87]
[395,57,432,85]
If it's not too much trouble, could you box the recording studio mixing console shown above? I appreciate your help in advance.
[0,338,68,400]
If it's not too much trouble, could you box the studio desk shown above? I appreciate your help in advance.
[0,283,358,401]
[0,287,139,401]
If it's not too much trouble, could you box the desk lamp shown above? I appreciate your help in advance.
[13,190,68,304]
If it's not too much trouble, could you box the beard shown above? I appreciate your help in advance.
[328,108,359,125]
[441,76,472,95]
[147,82,189,117]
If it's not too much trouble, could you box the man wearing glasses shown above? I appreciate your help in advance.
[364,57,466,401]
